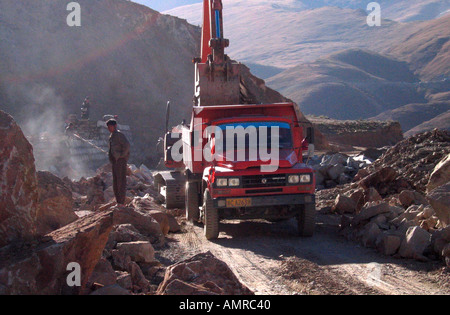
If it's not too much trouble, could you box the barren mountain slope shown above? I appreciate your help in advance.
[386,14,450,80]
[371,102,450,133]
[167,3,416,73]
[165,1,450,134]
[166,1,450,77]
[266,49,426,120]
[405,110,450,136]
[166,0,450,24]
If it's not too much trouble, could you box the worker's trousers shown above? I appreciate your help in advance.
[112,158,127,205]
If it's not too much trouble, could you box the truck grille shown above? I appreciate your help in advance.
[242,174,287,188]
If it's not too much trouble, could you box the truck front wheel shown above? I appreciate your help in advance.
[297,203,316,237]
[203,189,219,240]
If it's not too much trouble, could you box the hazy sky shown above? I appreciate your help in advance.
[132,0,202,12]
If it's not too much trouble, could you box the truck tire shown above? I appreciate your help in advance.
[298,203,316,237]
[203,189,219,240]
[185,182,200,222]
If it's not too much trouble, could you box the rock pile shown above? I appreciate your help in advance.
[87,206,163,295]
[368,129,450,193]
[66,163,156,212]
[53,156,253,295]
[84,199,182,295]
[0,111,250,295]
[322,130,450,266]
[310,153,375,190]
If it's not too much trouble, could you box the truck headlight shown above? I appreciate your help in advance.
[288,175,300,184]
[216,178,228,187]
[288,174,311,184]
[299,174,311,183]
[228,178,240,187]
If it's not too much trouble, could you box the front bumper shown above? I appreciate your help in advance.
[213,193,315,209]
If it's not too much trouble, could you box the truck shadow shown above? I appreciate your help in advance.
[210,218,444,273]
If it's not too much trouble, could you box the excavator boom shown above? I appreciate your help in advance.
[201,0,226,63]
[194,0,240,107]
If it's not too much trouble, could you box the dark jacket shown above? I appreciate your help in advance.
[109,130,130,162]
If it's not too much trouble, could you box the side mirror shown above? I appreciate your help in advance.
[306,127,315,145]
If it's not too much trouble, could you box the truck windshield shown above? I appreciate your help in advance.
[214,121,292,152]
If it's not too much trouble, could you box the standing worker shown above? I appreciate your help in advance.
[107,119,130,205]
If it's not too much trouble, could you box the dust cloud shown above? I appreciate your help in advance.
[19,85,92,180]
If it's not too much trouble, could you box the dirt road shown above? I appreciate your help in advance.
[159,214,449,295]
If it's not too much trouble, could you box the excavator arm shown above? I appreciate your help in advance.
[201,0,227,64]
[194,0,241,107]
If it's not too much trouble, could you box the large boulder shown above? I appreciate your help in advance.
[398,226,432,260]
[112,206,164,245]
[107,224,149,249]
[0,110,39,247]
[157,252,253,295]
[359,167,398,191]
[116,241,155,264]
[398,190,428,208]
[431,226,450,256]
[364,187,383,203]
[352,202,391,226]
[130,197,173,236]
[327,164,346,181]
[376,233,401,256]
[349,188,365,212]
[332,194,356,214]
[427,154,450,193]
[148,211,170,235]
[0,210,114,295]
[427,183,450,227]
[36,171,78,235]
[167,214,181,233]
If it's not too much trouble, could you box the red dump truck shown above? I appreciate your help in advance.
[155,0,316,240]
